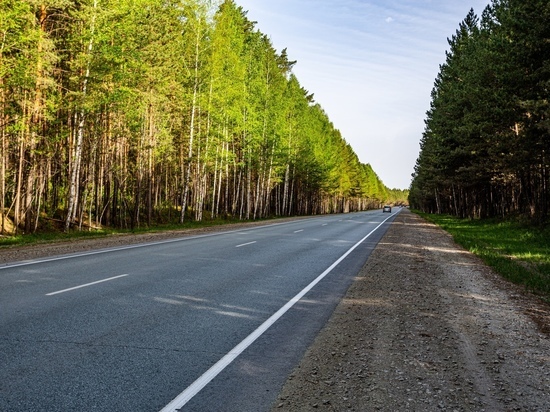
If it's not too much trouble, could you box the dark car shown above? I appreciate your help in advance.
[382,205,391,213]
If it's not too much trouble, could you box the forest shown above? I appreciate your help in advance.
[0,0,407,235]
[409,0,549,223]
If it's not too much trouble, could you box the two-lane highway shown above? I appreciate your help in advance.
[0,209,398,411]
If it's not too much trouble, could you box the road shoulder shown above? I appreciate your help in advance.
[271,209,550,411]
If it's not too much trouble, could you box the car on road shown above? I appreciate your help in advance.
[382,205,392,213]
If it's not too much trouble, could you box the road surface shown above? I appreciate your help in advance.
[0,210,397,411]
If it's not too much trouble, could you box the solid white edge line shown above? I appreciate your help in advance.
[159,213,395,412]
[46,274,129,296]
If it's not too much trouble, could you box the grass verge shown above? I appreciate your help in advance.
[414,211,550,302]
[0,217,263,248]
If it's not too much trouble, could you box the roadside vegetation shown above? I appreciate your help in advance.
[408,0,550,302]
[409,1,549,225]
[416,211,550,302]
[1,0,402,237]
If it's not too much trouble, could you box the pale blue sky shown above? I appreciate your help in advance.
[236,0,491,189]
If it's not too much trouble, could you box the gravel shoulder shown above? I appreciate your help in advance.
[271,209,550,411]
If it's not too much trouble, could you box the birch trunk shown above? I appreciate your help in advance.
[147,101,154,226]
[212,144,219,219]
[288,164,295,216]
[196,82,213,221]
[246,146,251,220]
[14,116,25,233]
[264,142,275,217]
[0,102,5,234]
[65,0,97,231]
[282,163,290,215]
[253,166,261,219]
[0,28,11,233]
[21,4,50,233]
[216,155,223,217]
[224,141,229,216]
[180,25,201,223]
[0,27,5,233]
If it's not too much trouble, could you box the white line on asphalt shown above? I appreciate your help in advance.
[293,229,304,233]
[0,220,309,270]
[159,213,394,412]
[46,274,129,296]
[235,241,257,248]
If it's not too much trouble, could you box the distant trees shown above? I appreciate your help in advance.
[410,0,550,223]
[0,0,394,234]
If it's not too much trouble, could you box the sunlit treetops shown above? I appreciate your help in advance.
[0,0,402,233]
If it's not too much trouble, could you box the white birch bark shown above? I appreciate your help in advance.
[180,22,201,223]
[65,0,97,231]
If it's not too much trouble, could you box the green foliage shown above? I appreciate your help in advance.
[411,1,550,223]
[416,211,550,301]
[0,0,398,235]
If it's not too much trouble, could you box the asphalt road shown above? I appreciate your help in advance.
[0,210,398,411]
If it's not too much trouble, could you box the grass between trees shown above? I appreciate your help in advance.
[415,211,550,302]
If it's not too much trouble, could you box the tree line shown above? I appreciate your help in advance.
[410,0,549,223]
[1,0,405,234]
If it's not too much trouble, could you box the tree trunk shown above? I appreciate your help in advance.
[65,0,97,231]
[180,21,202,224]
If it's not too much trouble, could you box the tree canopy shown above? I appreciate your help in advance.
[0,0,400,233]
[410,0,550,223]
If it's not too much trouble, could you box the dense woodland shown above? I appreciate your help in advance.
[410,0,549,223]
[0,0,407,234]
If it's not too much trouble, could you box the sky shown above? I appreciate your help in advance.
[236,0,491,189]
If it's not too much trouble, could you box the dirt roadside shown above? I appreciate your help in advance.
[271,209,550,412]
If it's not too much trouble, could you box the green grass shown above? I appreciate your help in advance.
[414,211,550,302]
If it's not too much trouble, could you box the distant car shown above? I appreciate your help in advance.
[382,205,392,213]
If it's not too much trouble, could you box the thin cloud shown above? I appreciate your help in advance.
[236,0,491,189]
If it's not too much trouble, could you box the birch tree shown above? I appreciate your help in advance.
[65,0,98,231]
[0,0,394,234]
